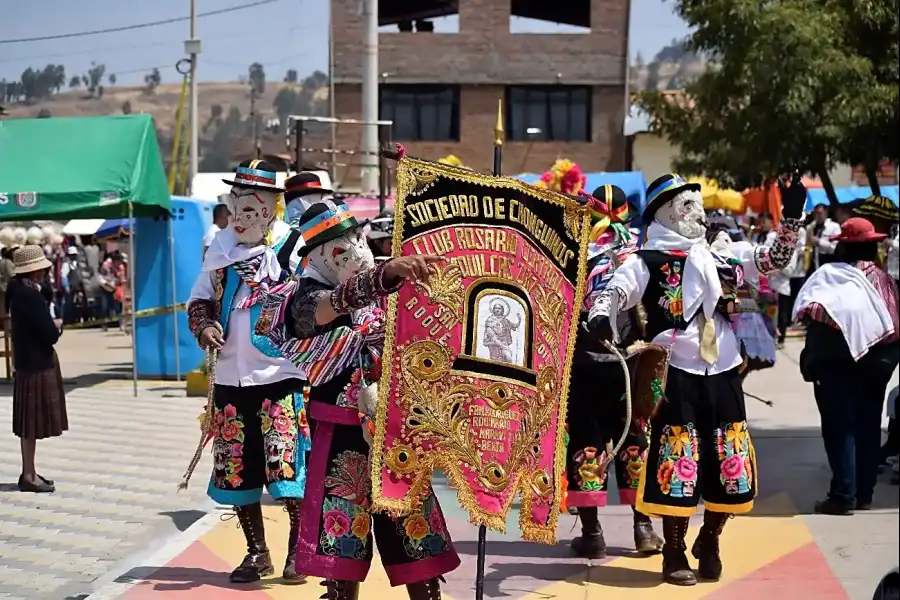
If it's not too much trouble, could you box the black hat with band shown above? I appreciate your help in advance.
[296,199,368,257]
[222,159,285,192]
[285,172,334,202]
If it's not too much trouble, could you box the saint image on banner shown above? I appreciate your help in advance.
[476,295,526,367]
[370,156,592,544]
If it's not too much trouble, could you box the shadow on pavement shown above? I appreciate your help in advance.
[739,424,899,516]
[160,509,206,532]
[108,567,285,593]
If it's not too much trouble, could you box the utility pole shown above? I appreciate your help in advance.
[360,0,379,194]
[250,86,260,158]
[186,0,201,193]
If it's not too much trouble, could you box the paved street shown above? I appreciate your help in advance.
[0,330,213,600]
[0,330,897,599]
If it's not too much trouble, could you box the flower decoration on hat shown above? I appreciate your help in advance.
[534,159,586,196]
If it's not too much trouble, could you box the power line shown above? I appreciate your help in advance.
[0,22,311,65]
[0,0,283,45]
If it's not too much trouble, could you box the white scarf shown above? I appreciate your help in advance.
[643,221,722,322]
[793,262,894,360]
[202,220,288,283]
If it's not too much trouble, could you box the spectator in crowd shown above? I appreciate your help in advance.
[8,245,67,494]
[0,246,17,315]
[367,209,395,262]
[203,203,231,258]
[886,224,899,290]
[794,217,900,515]
[97,251,126,331]
[806,203,842,272]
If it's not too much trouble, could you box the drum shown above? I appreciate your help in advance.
[624,341,671,422]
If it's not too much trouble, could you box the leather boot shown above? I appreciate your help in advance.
[691,511,730,581]
[320,579,360,599]
[406,577,442,599]
[661,516,696,586]
[282,499,307,583]
[632,507,663,554]
[570,507,607,559]
[230,503,275,583]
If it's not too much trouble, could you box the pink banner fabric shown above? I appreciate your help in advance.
[370,158,591,544]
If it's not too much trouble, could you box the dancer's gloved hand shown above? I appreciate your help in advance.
[778,169,807,219]
[383,254,445,284]
[588,317,615,343]
[199,325,224,350]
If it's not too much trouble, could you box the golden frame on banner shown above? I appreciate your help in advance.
[370,157,592,543]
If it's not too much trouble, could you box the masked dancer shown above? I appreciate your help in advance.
[186,159,310,584]
[567,185,663,559]
[264,199,460,599]
[587,173,805,585]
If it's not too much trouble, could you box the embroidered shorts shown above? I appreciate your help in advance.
[296,402,461,586]
[637,366,757,517]
[208,379,311,506]
[566,361,649,507]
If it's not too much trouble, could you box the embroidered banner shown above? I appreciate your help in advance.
[370,157,591,543]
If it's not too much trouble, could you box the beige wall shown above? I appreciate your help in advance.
[632,133,855,187]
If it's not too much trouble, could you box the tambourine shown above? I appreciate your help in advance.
[623,341,671,422]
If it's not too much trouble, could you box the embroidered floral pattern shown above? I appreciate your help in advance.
[715,421,754,495]
[319,450,373,559]
[618,445,646,490]
[212,404,245,489]
[260,394,299,481]
[658,262,685,321]
[572,446,608,491]
[655,424,699,498]
[394,493,451,559]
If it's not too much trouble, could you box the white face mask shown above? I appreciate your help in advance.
[228,187,277,246]
[654,189,707,240]
[307,228,375,285]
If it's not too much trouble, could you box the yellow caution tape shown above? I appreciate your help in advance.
[63,302,187,330]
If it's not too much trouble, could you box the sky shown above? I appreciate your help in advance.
[0,0,690,87]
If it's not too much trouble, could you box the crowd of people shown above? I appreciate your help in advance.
[4,157,896,597]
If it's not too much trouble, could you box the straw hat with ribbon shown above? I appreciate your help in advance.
[13,245,52,275]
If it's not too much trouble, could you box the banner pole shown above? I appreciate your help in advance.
[475,98,505,600]
[128,200,138,398]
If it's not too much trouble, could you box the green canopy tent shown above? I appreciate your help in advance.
[0,114,176,396]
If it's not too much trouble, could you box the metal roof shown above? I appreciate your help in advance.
[379,0,590,28]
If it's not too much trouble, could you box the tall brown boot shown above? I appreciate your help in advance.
[691,511,731,580]
[320,579,360,599]
[230,502,275,583]
[570,506,607,559]
[632,507,664,554]
[282,499,307,584]
[406,577,442,599]
[661,516,696,586]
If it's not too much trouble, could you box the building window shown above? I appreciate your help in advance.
[506,86,592,142]
[380,85,461,141]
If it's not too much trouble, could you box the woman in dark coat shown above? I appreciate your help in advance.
[8,245,67,493]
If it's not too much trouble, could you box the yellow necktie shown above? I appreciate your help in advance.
[700,313,718,364]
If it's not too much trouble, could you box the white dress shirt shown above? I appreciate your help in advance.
[608,241,762,376]
[202,224,221,249]
[188,222,306,387]
[813,219,841,268]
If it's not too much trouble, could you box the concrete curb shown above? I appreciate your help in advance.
[84,509,224,600]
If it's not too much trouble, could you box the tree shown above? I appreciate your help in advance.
[248,63,266,95]
[109,73,117,86]
[826,0,899,194]
[144,68,162,93]
[122,100,132,115]
[84,62,105,97]
[303,70,328,90]
[98,85,105,99]
[637,0,870,203]
[285,69,298,83]
[19,68,37,101]
[36,108,51,118]
[69,75,81,89]
[204,103,224,132]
